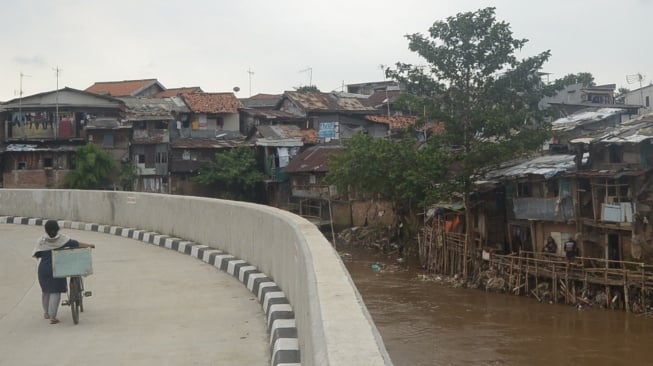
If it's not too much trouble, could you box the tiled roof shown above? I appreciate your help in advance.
[284,91,377,113]
[365,115,418,130]
[85,79,162,97]
[283,145,341,173]
[181,93,242,114]
[155,87,203,98]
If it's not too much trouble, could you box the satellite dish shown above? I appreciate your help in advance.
[233,86,240,92]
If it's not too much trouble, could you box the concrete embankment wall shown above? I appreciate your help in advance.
[0,189,392,366]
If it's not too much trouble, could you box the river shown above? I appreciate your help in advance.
[342,247,652,366]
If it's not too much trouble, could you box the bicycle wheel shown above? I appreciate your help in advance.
[79,277,84,313]
[69,277,81,324]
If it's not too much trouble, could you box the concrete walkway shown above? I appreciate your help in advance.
[0,224,270,366]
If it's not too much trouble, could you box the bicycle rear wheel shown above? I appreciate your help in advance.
[69,277,81,324]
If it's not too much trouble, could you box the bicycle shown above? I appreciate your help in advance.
[52,247,94,325]
[62,276,92,324]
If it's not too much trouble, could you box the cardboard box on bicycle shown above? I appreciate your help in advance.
[52,248,93,278]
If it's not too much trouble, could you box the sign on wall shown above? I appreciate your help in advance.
[318,122,337,139]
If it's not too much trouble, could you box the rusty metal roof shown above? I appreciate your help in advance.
[283,145,341,173]
[365,115,418,129]
[85,79,164,97]
[241,108,303,120]
[284,91,377,113]
[485,154,577,180]
[120,96,189,120]
[170,137,252,149]
[154,87,203,98]
[181,92,242,114]
[240,94,283,109]
[595,112,653,144]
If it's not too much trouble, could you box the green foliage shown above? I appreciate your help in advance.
[543,72,596,96]
[325,134,450,207]
[194,147,264,201]
[118,162,138,191]
[388,7,552,190]
[294,85,321,93]
[65,143,116,189]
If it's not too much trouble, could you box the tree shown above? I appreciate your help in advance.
[294,85,321,93]
[325,134,450,245]
[118,162,138,191]
[388,7,552,276]
[543,72,595,96]
[65,143,116,189]
[194,147,264,201]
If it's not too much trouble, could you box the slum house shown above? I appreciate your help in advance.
[283,145,342,227]
[255,124,318,206]
[277,91,385,141]
[120,96,191,193]
[168,137,252,196]
[170,92,246,196]
[571,113,653,264]
[546,83,640,120]
[84,117,131,186]
[85,78,166,98]
[621,84,653,115]
[548,107,625,153]
[0,88,124,188]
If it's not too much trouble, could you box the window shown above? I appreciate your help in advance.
[646,96,650,107]
[609,145,622,163]
[137,154,146,164]
[102,135,114,147]
[517,182,531,197]
[18,162,27,170]
[44,158,53,168]
[156,152,168,164]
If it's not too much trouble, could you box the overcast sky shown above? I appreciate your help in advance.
[2,0,651,101]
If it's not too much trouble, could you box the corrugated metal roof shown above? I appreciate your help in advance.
[181,92,242,114]
[154,87,203,98]
[283,145,341,173]
[170,137,252,149]
[4,143,79,152]
[595,113,653,144]
[120,96,190,120]
[240,94,283,109]
[284,91,377,113]
[365,115,418,129]
[485,154,577,180]
[552,108,622,131]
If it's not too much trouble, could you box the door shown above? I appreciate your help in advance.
[607,234,621,268]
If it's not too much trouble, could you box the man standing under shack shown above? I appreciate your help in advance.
[563,236,579,261]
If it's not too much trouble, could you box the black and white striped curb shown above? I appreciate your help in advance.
[2,216,300,366]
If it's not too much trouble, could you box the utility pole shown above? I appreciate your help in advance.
[247,67,255,97]
[18,72,31,139]
[379,64,390,118]
[53,66,62,139]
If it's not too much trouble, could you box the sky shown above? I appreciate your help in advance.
[1,0,652,102]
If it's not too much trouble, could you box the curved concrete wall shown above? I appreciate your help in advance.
[0,189,392,366]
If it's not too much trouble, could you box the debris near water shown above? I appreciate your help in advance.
[338,225,400,252]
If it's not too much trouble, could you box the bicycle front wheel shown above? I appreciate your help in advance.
[69,277,81,324]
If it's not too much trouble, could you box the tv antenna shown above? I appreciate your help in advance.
[626,73,646,107]
[299,67,312,86]
[246,67,254,97]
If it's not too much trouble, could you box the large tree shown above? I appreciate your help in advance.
[194,147,264,201]
[388,7,552,276]
[65,143,116,189]
[326,134,450,245]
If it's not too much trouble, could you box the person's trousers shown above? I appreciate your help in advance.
[42,292,61,318]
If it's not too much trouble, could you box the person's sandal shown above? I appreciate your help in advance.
[49,318,60,324]
[43,313,50,319]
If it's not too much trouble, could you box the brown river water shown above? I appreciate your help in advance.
[342,247,652,366]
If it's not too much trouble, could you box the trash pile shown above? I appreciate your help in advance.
[338,225,400,252]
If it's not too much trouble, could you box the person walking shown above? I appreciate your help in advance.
[32,220,95,324]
